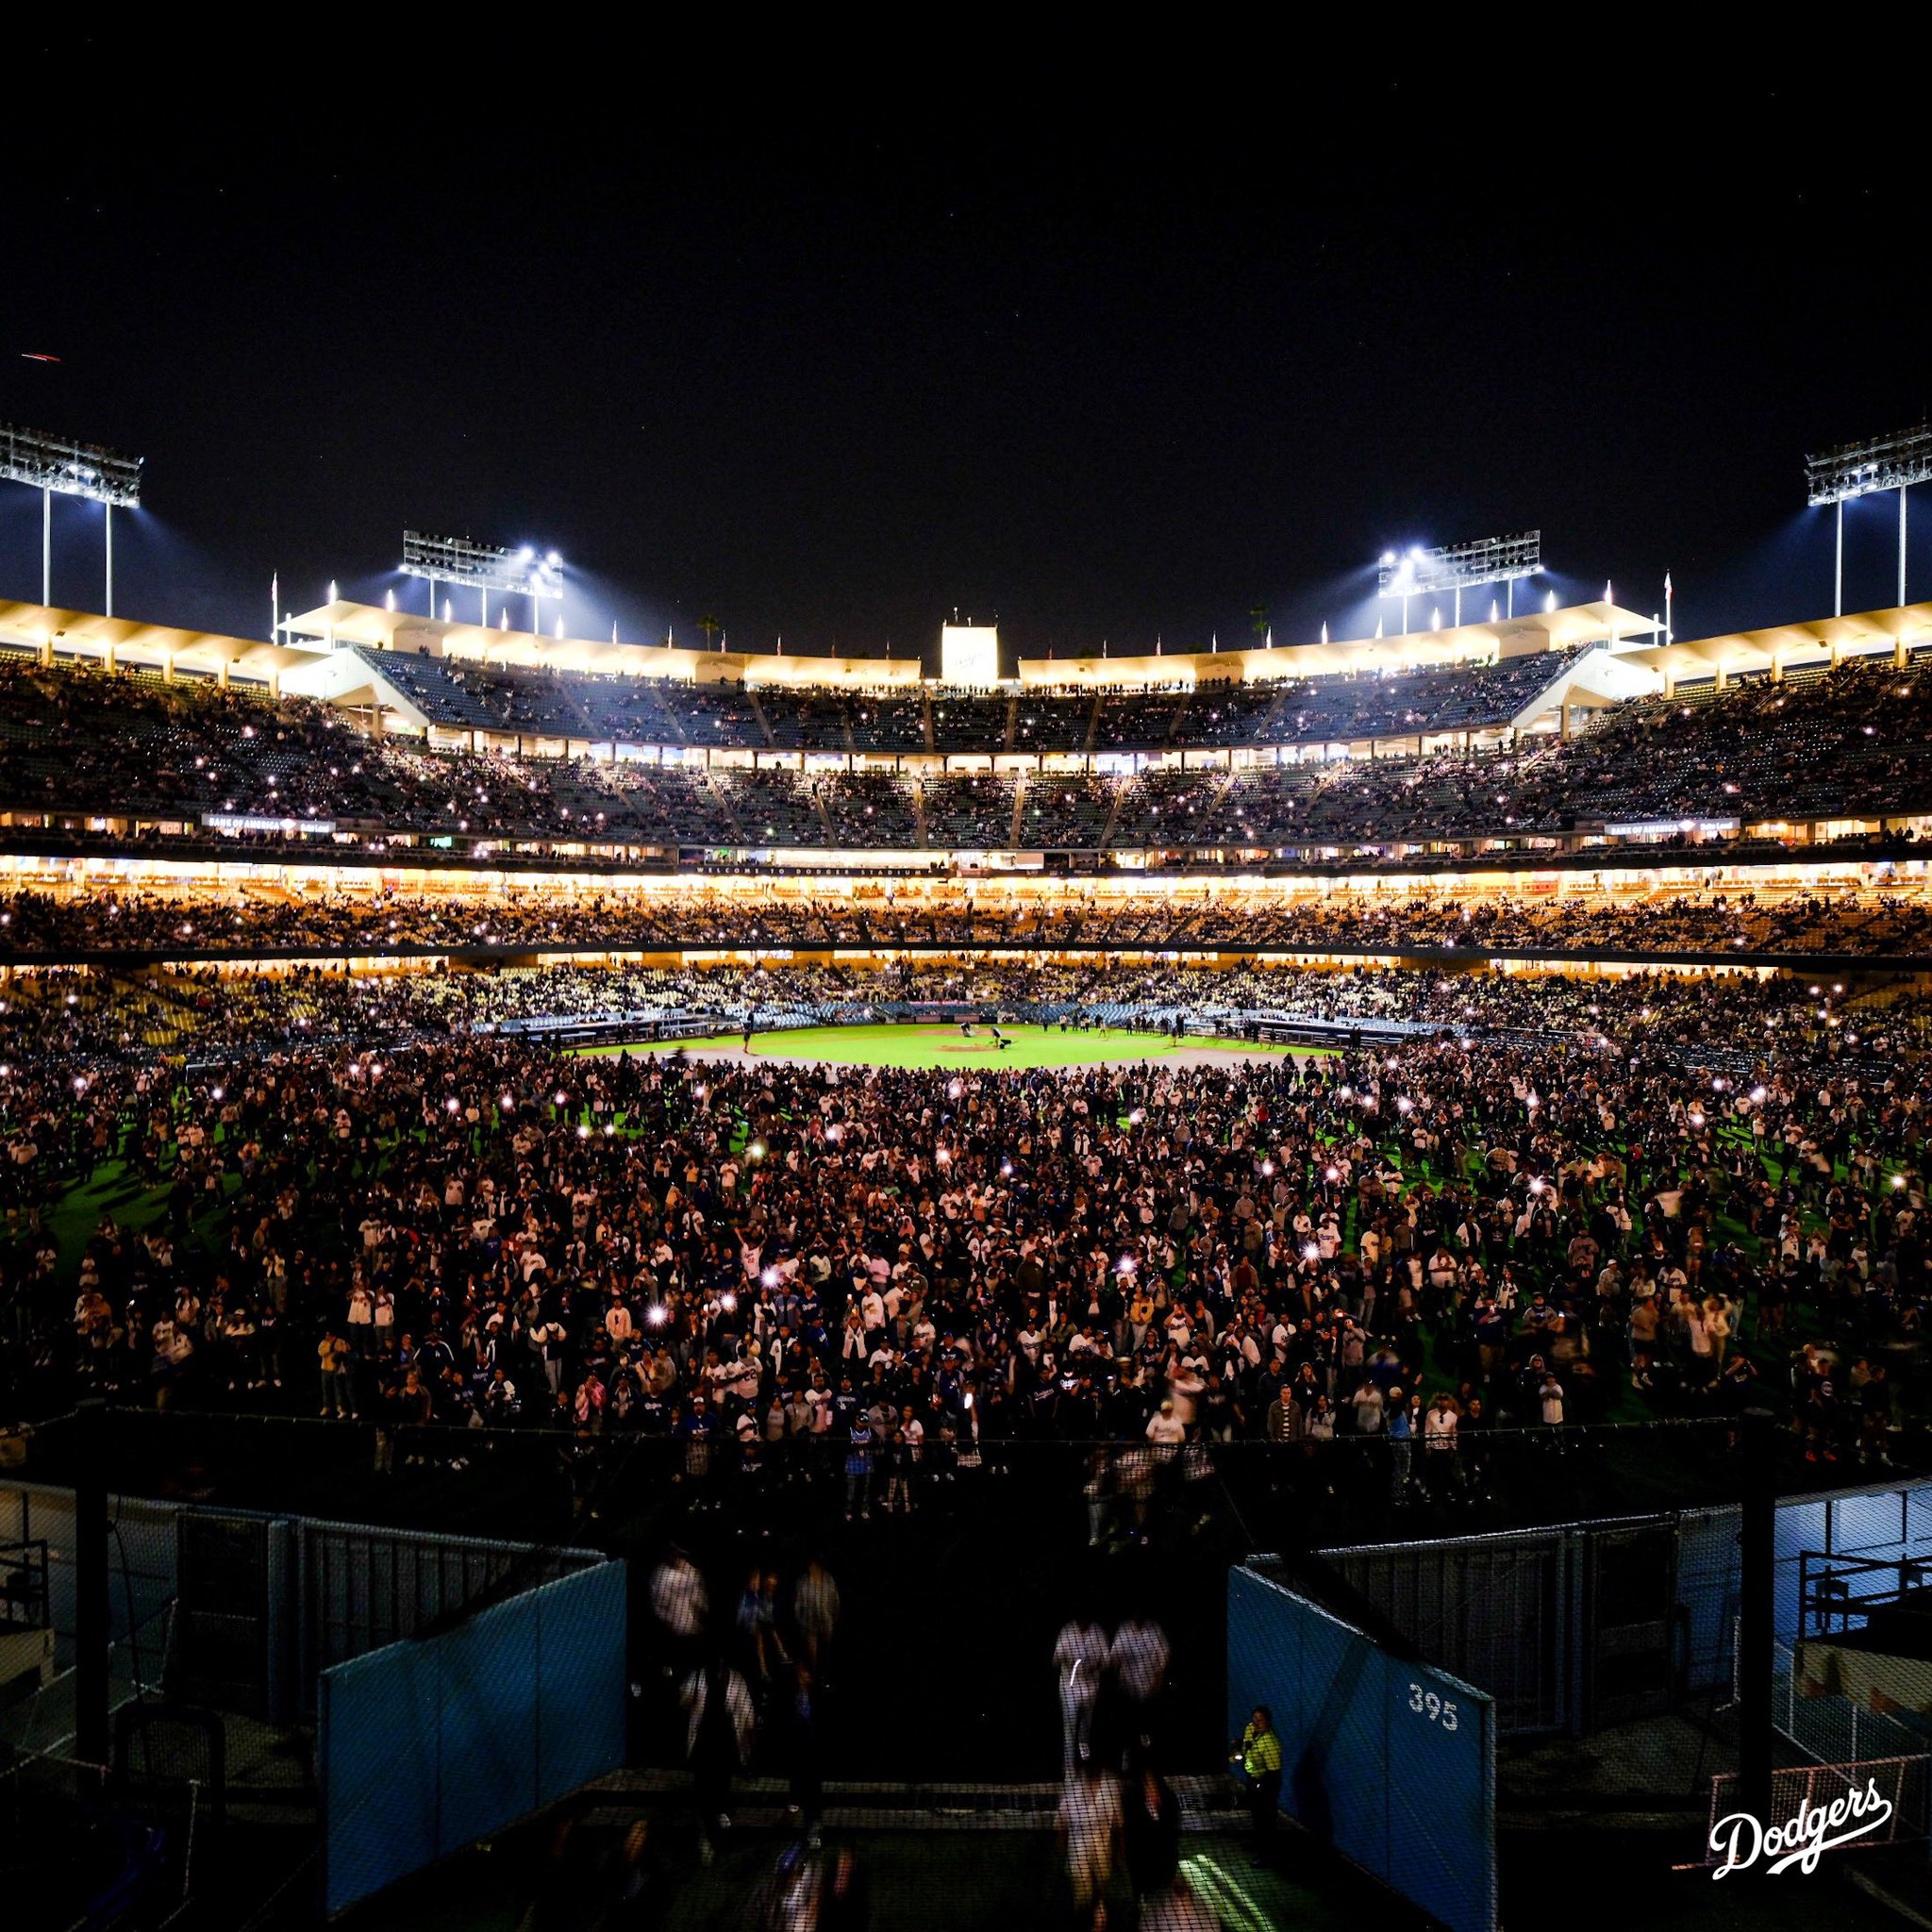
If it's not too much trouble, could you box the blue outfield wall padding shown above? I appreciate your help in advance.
[436,1591,541,1858]
[536,1561,627,1806]
[319,1639,440,1916]
[322,1559,627,1916]
[1228,1565,1496,1932]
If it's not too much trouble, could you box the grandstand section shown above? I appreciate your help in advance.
[4,870,1932,967]
[0,623,1924,874]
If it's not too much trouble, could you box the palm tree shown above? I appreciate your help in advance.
[698,614,723,653]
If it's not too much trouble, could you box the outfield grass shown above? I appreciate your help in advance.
[575,1022,1323,1072]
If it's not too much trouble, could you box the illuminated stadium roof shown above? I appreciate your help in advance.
[279,602,923,687]
[6,591,1930,734]
[0,600,306,685]
[1622,600,1932,686]
[284,597,1662,691]
[1015,601,1660,686]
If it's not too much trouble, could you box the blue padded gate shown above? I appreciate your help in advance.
[320,1559,626,1916]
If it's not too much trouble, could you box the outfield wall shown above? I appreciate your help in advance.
[1227,1562,1496,1932]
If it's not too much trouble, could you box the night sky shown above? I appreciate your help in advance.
[3,43,1924,670]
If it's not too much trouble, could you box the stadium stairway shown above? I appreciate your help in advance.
[1156,686,1195,747]
[1197,765,1243,834]
[1096,783,1125,851]
[705,773,747,845]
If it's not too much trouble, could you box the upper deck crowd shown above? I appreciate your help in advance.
[0,649,1924,860]
[1,881,1930,961]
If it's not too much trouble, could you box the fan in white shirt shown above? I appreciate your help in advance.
[1053,1620,1111,1778]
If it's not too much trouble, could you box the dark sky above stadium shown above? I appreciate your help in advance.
[1,42,1922,668]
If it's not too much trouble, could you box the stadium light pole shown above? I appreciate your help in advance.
[0,423,142,614]
[1807,421,1932,615]
[401,530,561,637]
[1378,532,1541,638]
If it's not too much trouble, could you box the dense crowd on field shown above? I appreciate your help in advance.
[4,880,1932,961]
[0,957,1924,1491]
[0,649,1927,861]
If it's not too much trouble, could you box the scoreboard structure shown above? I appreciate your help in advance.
[1228,1561,1496,1932]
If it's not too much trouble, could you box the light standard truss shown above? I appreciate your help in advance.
[1807,423,1932,614]
[0,422,143,615]
[1377,530,1541,628]
[400,529,563,629]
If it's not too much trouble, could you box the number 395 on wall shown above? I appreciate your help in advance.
[1407,1683,1459,1730]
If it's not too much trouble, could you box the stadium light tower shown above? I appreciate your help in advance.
[0,423,143,616]
[1376,531,1541,632]
[400,530,563,632]
[1806,422,1932,616]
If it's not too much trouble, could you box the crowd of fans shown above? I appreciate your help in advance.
[4,879,1931,961]
[347,647,1582,755]
[0,653,1927,863]
[0,948,1924,1502]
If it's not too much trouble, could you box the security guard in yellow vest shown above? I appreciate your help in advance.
[1235,1706,1283,1856]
